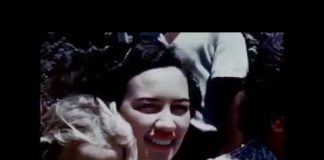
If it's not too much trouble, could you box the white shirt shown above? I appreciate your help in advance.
[158,32,249,108]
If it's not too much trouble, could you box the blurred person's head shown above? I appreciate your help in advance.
[239,79,285,159]
[41,94,137,160]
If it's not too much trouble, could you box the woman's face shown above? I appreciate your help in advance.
[119,66,191,160]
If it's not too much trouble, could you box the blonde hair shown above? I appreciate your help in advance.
[41,94,137,160]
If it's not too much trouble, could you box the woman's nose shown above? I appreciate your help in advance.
[154,109,176,132]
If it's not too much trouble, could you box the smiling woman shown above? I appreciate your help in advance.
[120,66,190,160]
[96,41,202,160]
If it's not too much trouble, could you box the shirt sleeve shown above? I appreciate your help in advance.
[210,33,249,78]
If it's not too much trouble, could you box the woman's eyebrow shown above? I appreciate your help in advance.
[133,98,190,103]
[133,98,160,102]
[172,99,190,103]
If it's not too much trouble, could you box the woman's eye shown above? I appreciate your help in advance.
[171,105,189,116]
[133,104,162,114]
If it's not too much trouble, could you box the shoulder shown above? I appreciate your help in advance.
[210,32,245,44]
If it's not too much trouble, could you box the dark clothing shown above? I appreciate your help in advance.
[229,139,278,160]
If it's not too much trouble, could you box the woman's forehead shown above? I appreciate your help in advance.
[130,67,187,85]
[125,67,189,100]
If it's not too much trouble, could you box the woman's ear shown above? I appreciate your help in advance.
[271,116,284,133]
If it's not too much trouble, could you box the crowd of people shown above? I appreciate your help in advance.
[40,32,285,160]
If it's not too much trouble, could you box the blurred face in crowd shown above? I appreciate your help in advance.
[41,95,137,160]
[119,67,191,160]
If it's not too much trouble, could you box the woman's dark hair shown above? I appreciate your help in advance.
[99,41,202,116]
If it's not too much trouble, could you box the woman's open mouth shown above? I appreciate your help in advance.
[145,136,176,152]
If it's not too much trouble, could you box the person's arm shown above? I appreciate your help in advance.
[203,32,248,130]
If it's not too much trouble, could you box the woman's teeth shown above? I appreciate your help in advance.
[151,139,172,145]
